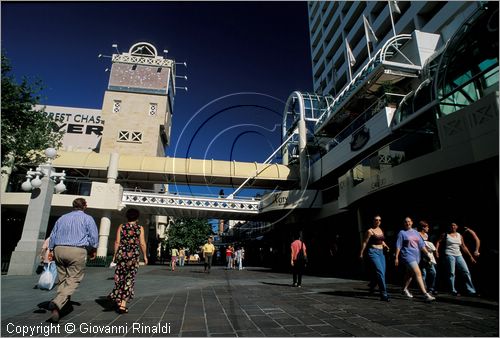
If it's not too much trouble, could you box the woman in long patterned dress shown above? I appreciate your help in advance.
[108,208,148,313]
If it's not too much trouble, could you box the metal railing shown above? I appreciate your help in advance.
[315,34,415,133]
[122,191,260,214]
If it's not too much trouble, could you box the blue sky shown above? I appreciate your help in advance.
[2,2,313,196]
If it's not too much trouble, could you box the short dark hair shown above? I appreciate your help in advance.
[448,222,458,232]
[126,208,140,222]
[417,220,429,231]
[72,198,87,210]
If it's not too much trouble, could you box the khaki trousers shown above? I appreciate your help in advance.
[52,246,87,310]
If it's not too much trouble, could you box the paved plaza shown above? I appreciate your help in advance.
[1,265,498,337]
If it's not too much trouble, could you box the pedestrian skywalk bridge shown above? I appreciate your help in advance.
[122,190,261,219]
[122,188,322,220]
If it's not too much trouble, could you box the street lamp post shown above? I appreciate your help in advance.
[8,148,66,275]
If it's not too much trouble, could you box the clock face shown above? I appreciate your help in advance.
[129,42,157,58]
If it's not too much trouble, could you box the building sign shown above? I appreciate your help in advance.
[36,105,103,152]
[350,126,370,151]
[259,190,322,213]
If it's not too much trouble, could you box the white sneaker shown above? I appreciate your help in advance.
[424,293,436,301]
[401,289,413,298]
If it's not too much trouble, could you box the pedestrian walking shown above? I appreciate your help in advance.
[235,247,245,270]
[202,237,216,273]
[108,208,148,314]
[359,215,390,301]
[232,247,237,269]
[291,233,307,287]
[463,226,481,258]
[226,245,234,269]
[417,221,438,295]
[435,222,477,296]
[462,225,482,293]
[47,198,99,322]
[171,247,179,271]
[395,217,435,302]
[179,247,186,267]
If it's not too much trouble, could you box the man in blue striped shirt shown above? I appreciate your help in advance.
[47,198,98,323]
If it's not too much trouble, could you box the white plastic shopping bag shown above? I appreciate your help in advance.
[38,261,57,290]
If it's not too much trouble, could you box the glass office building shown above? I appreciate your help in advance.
[269,1,499,296]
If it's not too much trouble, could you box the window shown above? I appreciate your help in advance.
[113,100,121,113]
[149,103,158,116]
[131,131,142,142]
[436,4,499,116]
[118,130,143,143]
[118,131,129,141]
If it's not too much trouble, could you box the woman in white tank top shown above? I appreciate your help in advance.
[436,223,477,296]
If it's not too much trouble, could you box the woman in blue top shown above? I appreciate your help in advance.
[395,217,435,302]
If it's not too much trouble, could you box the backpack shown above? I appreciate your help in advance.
[296,241,307,265]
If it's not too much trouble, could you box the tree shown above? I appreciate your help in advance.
[1,52,63,169]
[164,218,213,252]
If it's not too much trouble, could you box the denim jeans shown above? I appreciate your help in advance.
[367,247,388,297]
[446,255,476,294]
[421,263,436,291]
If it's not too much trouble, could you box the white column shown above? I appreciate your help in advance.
[8,172,54,275]
[95,152,120,257]
[97,212,112,257]
[298,116,308,190]
[107,152,119,184]
[293,92,309,190]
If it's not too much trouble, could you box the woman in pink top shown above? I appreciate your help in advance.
[291,233,307,287]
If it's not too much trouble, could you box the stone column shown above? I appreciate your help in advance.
[8,172,54,275]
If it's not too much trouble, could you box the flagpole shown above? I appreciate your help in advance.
[388,0,397,37]
[346,38,353,82]
[363,15,372,59]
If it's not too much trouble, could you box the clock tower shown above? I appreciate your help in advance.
[99,42,175,156]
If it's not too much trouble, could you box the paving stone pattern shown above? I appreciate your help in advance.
[1,266,498,337]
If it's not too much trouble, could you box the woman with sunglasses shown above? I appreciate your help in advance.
[360,215,390,301]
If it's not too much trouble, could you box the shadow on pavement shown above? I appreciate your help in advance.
[319,290,374,300]
[95,296,116,312]
[35,301,76,321]
[260,281,293,287]
[432,295,498,310]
